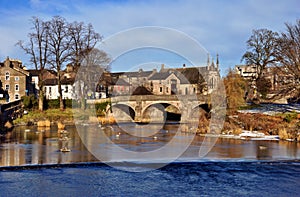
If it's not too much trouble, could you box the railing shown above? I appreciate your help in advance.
[0,100,22,113]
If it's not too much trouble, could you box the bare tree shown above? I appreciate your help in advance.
[275,19,300,100]
[18,16,108,110]
[46,16,73,110]
[69,22,102,69]
[68,22,108,108]
[76,48,111,109]
[16,17,49,111]
[242,29,279,79]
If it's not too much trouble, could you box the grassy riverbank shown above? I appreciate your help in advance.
[13,108,116,126]
[13,108,75,125]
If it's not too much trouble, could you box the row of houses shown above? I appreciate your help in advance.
[235,64,296,92]
[0,56,221,103]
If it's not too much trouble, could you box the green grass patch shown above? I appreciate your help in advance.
[238,103,262,110]
[13,108,76,124]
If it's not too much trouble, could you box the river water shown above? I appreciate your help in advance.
[0,123,299,196]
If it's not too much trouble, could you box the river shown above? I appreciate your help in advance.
[0,123,299,196]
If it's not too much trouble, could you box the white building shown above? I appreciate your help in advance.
[44,78,75,99]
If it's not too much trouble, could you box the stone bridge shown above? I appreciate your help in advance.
[89,95,210,123]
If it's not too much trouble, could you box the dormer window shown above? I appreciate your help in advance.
[5,72,10,80]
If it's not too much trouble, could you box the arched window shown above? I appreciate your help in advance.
[15,94,19,100]
[210,78,214,89]
[5,72,10,80]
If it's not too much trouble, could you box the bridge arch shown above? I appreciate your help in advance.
[141,102,181,122]
[189,103,210,122]
[110,103,136,121]
[192,103,210,113]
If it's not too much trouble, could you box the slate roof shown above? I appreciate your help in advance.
[112,78,131,86]
[148,72,172,80]
[28,69,57,76]
[148,70,192,84]
[44,78,57,86]
[121,70,153,78]
[44,78,75,86]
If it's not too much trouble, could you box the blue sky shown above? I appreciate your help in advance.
[0,0,299,75]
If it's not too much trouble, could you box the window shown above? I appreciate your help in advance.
[15,76,19,81]
[210,78,214,89]
[65,86,68,93]
[166,87,169,93]
[160,87,163,92]
[15,94,19,100]
[5,84,9,90]
[5,72,10,80]
[15,84,19,91]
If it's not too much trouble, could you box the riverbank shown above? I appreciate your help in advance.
[193,111,300,142]
[11,107,300,142]
[12,108,117,128]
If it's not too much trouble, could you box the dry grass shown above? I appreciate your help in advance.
[278,128,289,140]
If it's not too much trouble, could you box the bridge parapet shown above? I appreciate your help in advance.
[88,94,209,104]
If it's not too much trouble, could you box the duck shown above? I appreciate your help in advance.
[60,147,71,152]
[116,132,121,138]
[259,145,267,150]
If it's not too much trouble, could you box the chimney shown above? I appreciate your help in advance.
[160,64,165,72]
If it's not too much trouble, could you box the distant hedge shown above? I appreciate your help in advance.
[21,96,109,111]
[44,98,74,109]
[21,95,38,110]
[21,95,79,110]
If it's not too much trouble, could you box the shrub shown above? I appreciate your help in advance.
[283,112,297,123]
[22,95,38,110]
[279,128,288,140]
[64,99,73,108]
[45,99,60,109]
[95,102,110,116]
[256,76,272,99]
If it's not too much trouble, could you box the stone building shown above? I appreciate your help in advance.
[147,56,220,95]
[0,57,32,102]
[28,69,57,98]
[106,54,221,96]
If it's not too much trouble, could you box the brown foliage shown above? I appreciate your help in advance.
[223,70,247,114]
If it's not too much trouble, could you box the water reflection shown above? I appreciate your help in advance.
[0,124,299,167]
[0,126,97,167]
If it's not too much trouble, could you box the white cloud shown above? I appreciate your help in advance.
[0,0,299,74]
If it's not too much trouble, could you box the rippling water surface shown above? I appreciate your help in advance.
[1,162,299,196]
[0,123,299,196]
